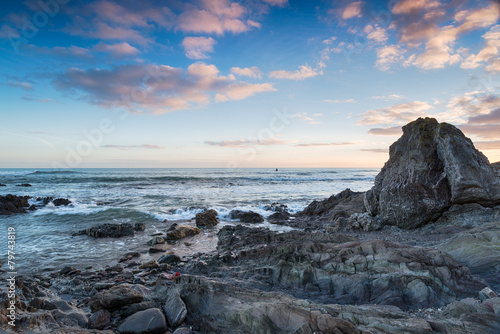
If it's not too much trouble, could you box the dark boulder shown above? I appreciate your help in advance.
[134,222,146,231]
[195,209,219,227]
[229,210,264,223]
[365,118,500,229]
[16,183,32,187]
[298,188,366,221]
[0,194,31,215]
[74,223,136,238]
[52,198,72,206]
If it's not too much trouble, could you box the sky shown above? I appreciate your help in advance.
[0,0,500,168]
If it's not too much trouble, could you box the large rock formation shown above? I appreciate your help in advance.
[365,117,500,229]
[187,225,486,310]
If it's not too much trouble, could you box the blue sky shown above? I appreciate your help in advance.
[1,0,499,168]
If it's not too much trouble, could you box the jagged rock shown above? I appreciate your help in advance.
[118,308,167,334]
[195,209,219,227]
[298,188,366,221]
[199,226,487,310]
[74,223,135,238]
[166,225,200,240]
[164,289,187,327]
[89,286,143,312]
[158,254,181,265]
[365,118,500,229]
[0,194,31,215]
[229,210,264,223]
[335,212,382,231]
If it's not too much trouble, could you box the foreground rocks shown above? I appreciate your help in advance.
[364,117,500,229]
[74,223,145,238]
[188,225,486,310]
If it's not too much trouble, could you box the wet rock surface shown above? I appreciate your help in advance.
[195,209,219,227]
[74,223,138,238]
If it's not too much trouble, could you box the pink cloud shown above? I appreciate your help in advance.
[53,62,276,114]
[341,1,364,20]
[230,66,263,78]
[269,64,323,80]
[182,37,217,59]
[94,42,140,57]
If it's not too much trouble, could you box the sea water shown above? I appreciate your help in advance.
[0,168,378,273]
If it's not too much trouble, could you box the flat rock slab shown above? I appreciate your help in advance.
[118,308,167,334]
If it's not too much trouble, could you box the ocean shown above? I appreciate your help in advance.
[0,168,378,273]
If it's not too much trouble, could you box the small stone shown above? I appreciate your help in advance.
[149,247,166,254]
[158,254,181,265]
[147,236,165,246]
[134,223,146,231]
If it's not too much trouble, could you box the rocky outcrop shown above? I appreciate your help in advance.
[365,118,500,229]
[299,188,366,221]
[175,275,500,334]
[229,210,264,223]
[195,209,219,227]
[0,194,31,214]
[439,223,500,291]
[74,223,136,238]
[187,225,486,310]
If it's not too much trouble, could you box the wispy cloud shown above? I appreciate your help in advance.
[294,142,355,147]
[474,140,500,150]
[182,37,217,59]
[53,62,276,114]
[340,1,364,20]
[292,112,322,124]
[360,148,388,153]
[324,98,357,103]
[7,80,33,91]
[231,66,263,79]
[205,138,287,147]
[101,144,165,150]
[358,101,433,126]
[367,126,403,136]
[371,94,404,101]
[269,64,322,80]
[94,42,140,58]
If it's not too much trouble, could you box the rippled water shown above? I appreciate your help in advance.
[0,168,378,273]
